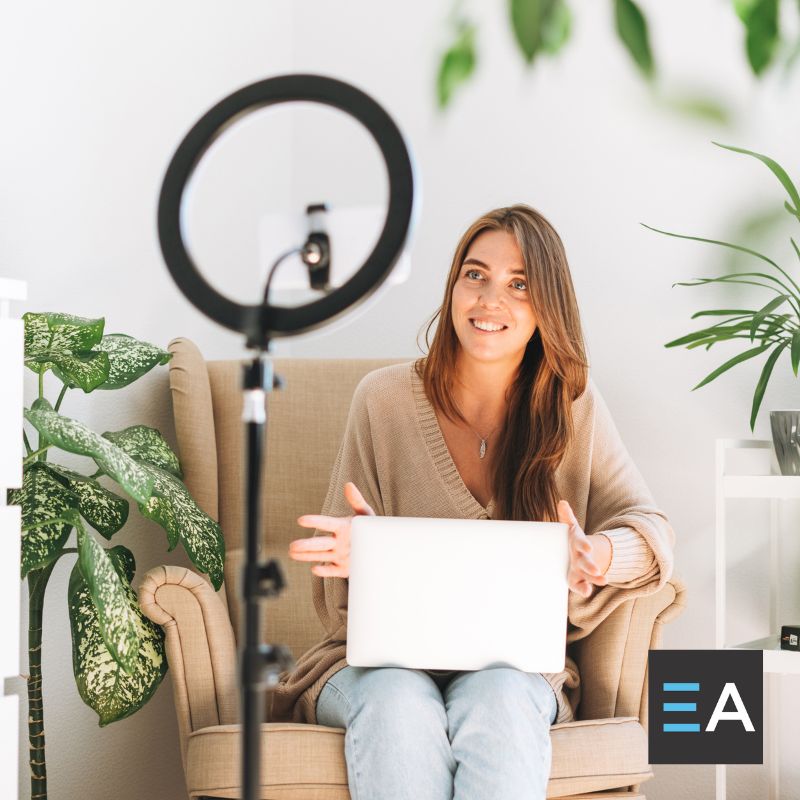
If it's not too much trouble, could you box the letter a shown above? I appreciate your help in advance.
[705,683,755,732]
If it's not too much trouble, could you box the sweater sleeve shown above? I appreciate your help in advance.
[583,380,674,592]
[310,374,385,641]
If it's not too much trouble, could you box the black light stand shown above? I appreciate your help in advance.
[157,73,416,800]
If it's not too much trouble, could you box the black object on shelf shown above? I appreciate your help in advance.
[780,624,800,651]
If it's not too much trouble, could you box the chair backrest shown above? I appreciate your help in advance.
[168,336,408,659]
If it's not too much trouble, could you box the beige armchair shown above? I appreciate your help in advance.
[139,337,686,800]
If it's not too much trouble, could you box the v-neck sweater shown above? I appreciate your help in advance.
[268,360,675,726]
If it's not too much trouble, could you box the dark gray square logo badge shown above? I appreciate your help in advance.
[648,650,762,764]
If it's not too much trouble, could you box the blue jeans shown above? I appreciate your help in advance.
[315,665,558,800]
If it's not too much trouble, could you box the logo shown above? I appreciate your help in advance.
[648,650,762,764]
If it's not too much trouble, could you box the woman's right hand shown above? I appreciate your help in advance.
[288,482,376,578]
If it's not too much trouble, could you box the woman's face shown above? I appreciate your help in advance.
[450,229,537,365]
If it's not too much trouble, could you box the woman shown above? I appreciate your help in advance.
[270,204,675,800]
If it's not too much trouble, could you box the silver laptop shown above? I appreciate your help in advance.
[346,516,569,673]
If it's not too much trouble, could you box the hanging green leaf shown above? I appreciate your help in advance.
[76,523,138,673]
[509,0,571,63]
[11,464,77,577]
[94,334,171,390]
[614,0,654,79]
[44,464,128,539]
[23,313,105,376]
[69,545,166,726]
[437,23,477,109]
[137,466,224,589]
[750,339,790,430]
[734,0,780,75]
[102,425,183,479]
[23,407,154,505]
[713,143,800,220]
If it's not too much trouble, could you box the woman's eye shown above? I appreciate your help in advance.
[465,269,482,280]
[512,280,527,291]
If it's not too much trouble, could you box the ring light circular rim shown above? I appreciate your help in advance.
[157,73,416,344]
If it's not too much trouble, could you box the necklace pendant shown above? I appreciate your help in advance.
[479,439,487,459]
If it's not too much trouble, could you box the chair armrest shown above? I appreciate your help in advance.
[138,565,238,771]
[572,578,687,724]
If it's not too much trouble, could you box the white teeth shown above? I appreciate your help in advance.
[471,319,506,332]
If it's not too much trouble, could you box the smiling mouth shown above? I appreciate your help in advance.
[470,318,508,332]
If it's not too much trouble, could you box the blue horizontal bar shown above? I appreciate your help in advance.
[663,682,700,691]
[663,723,701,732]
[663,702,697,712]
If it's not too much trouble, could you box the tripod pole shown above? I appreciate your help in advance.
[241,352,293,800]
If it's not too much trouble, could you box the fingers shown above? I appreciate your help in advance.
[296,514,342,532]
[289,536,336,552]
[344,482,376,516]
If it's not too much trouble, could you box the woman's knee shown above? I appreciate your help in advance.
[329,666,448,727]
[447,668,556,724]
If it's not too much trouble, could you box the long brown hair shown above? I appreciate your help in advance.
[415,204,589,522]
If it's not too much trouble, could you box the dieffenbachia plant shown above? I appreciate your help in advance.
[10,313,224,800]
[648,143,800,432]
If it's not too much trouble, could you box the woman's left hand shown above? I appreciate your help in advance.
[557,500,608,598]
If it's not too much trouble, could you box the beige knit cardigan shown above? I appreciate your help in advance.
[269,361,675,725]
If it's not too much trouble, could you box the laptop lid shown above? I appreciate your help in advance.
[346,516,569,673]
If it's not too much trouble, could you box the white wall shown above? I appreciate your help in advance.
[3,1,800,798]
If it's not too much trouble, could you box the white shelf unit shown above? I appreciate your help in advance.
[0,277,25,800]
[715,438,800,800]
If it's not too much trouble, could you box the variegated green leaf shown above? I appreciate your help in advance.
[51,351,111,393]
[103,425,183,479]
[23,407,154,505]
[10,463,77,577]
[94,334,171,390]
[23,313,105,375]
[44,464,128,539]
[138,466,224,590]
[76,525,138,673]
[69,545,167,726]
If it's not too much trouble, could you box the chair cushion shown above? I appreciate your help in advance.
[185,717,652,799]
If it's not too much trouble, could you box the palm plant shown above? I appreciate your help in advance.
[10,312,224,800]
[646,142,800,432]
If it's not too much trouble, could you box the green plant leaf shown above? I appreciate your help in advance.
[23,407,154,505]
[735,0,780,75]
[76,523,139,673]
[43,464,128,539]
[437,23,477,108]
[23,313,105,375]
[691,309,756,318]
[791,329,800,376]
[69,545,167,726]
[10,463,77,577]
[102,425,183,479]
[713,143,800,220]
[614,0,654,79]
[137,466,224,590]
[692,342,772,390]
[509,0,570,63]
[50,351,111,393]
[750,339,790,431]
[93,334,171,390]
[750,294,789,341]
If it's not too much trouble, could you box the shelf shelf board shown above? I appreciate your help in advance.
[722,475,800,498]
[726,635,800,674]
